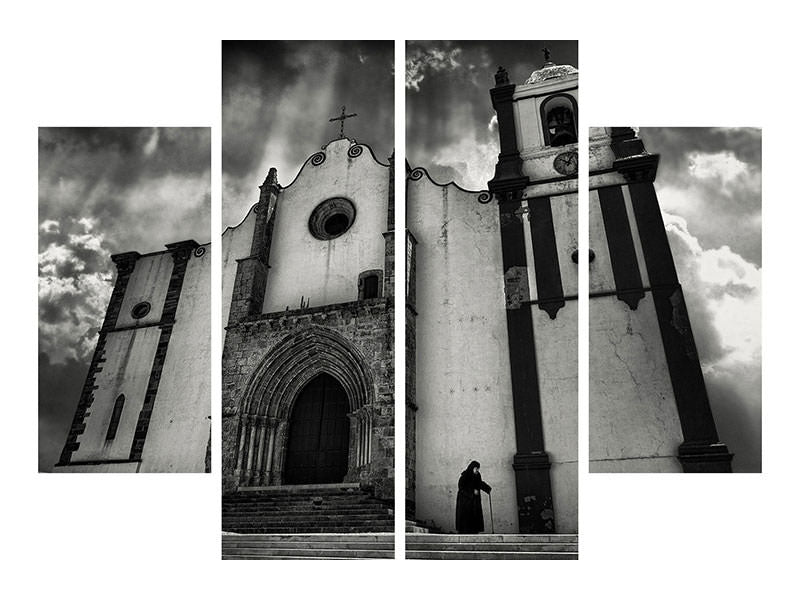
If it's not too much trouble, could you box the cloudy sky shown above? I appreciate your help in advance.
[222,41,394,228]
[640,127,762,472]
[406,40,578,189]
[38,127,210,471]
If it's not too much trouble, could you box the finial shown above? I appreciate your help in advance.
[260,167,278,188]
[542,47,551,63]
[494,66,509,86]
[259,167,279,201]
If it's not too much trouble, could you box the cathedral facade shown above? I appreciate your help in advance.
[221,137,396,499]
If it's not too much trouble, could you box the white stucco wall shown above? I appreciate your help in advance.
[221,204,257,337]
[141,244,211,473]
[589,130,685,472]
[589,294,683,471]
[52,462,140,473]
[70,327,161,463]
[532,302,578,532]
[262,139,389,313]
[116,253,173,328]
[408,174,519,533]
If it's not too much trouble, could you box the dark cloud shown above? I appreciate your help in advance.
[39,128,210,200]
[407,40,578,188]
[38,127,210,468]
[38,352,88,472]
[222,41,394,228]
[707,367,762,473]
[39,127,210,256]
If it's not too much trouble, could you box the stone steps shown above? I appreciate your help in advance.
[222,533,394,560]
[222,485,395,535]
[223,512,394,521]
[238,483,361,493]
[405,520,431,533]
[222,502,390,511]
[405,533,578,560]
[225,524,395,534]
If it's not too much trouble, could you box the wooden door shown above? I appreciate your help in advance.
[283,373,350,484]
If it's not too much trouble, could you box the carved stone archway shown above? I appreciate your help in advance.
[234,326,376,487]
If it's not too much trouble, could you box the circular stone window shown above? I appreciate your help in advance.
[309,197,356,240]
[131,301,151,319]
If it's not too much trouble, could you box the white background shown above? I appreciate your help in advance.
[4,1,796,598]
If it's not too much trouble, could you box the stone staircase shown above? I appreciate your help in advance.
[405,533,578,560]
[222,532,394,559]
[222,483,394,534]
[405,519,432,533]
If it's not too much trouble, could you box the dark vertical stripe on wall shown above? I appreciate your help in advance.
[499,197,554,532]
[626,182,678,285]
[627,182,730,470]
[597,186,644,309]
[527,196,565,319]
[129,241,197,462]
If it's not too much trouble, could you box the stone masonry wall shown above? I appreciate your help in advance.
[222,298,394,498]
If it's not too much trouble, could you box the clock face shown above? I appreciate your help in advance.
[553,151,578,176]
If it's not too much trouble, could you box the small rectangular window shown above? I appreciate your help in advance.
[362,275,379,299]
[106,395,125,441]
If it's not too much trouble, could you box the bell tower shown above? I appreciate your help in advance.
[488,55,579,533]
[588,127,733,472]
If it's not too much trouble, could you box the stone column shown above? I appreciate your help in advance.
[234,414,249,486]
[347,412,361,469]
[270,419,289,486]
[243,420,257,485]
[253,416,267,486]
[262,417,278,485]
[365,405,374,464]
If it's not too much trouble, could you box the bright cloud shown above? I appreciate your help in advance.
[665,212,761,365]
[39,219,60,233]
[430,135,499,190]
[406,46,462,92]
[688,151,749,184]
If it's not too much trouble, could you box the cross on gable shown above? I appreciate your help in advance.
[329,105,358,139]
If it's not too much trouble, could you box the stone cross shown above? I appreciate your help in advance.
[329,105,358,139]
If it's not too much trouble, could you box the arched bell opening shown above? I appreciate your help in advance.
[541,93,578,147]
[233,327,376,488]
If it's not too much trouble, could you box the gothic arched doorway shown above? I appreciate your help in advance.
[233,326,375,488]
[283,373,350,484]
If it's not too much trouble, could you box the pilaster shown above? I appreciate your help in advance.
[617,152,732,472]
[498,196,555,533]
[228,168,279,325]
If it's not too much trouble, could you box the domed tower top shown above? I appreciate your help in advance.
[525,61,579,85]
[525,47,578,85]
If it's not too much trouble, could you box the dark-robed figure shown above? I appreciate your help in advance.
[455,460,492,534]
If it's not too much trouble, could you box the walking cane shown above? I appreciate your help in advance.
[487,490,494,534]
